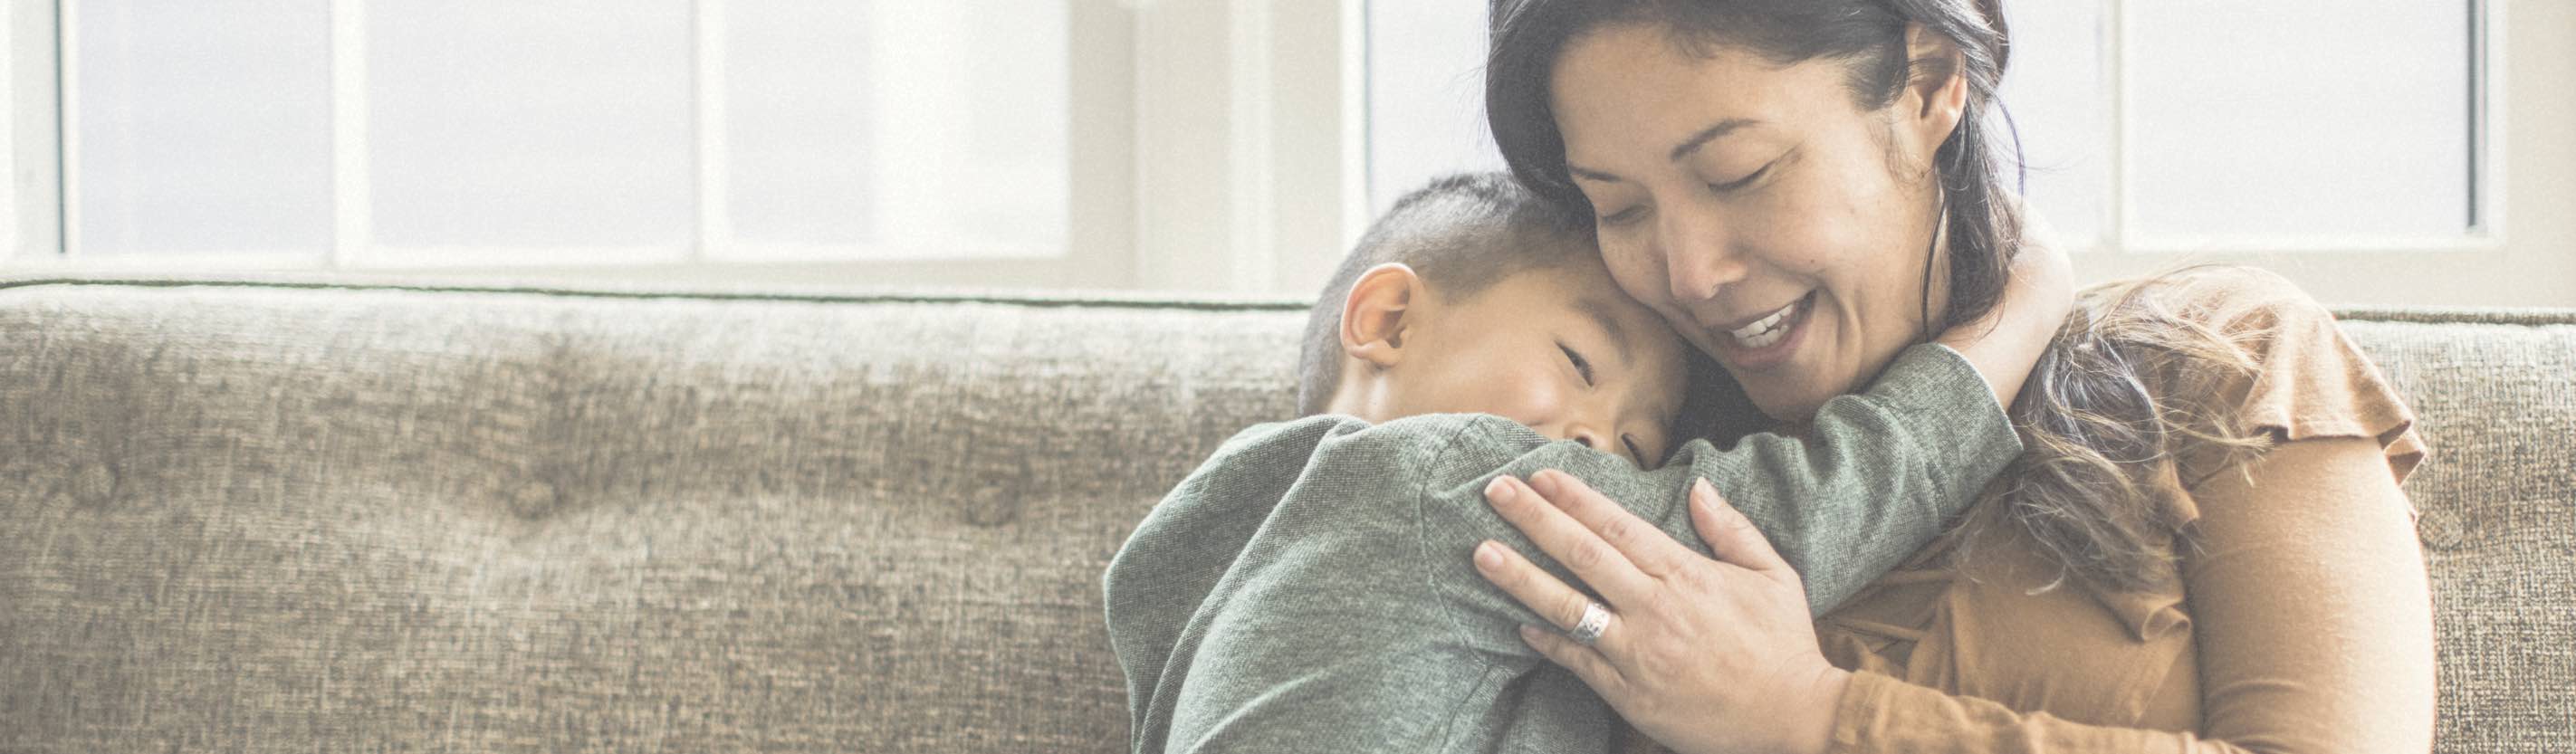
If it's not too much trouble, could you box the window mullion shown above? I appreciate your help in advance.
[691,0,725,263]
[54,0,79,258]
[2103,0,2127,254]
[2467,0,2494,235]
[0,0,39,261]
[330,0,369,269]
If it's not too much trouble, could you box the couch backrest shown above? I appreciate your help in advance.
[0,279,2567,753]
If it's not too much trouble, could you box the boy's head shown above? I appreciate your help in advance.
[1297,173,1690,467]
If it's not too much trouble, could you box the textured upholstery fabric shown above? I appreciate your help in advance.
[0,277,2567,753]
[2338,316,2576,753]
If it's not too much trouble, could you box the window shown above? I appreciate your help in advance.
[7,2,2568,305]
[2016,0,2486,248]
[1356,1,2567,307]
[13,1,1085,272]
[1365,0,2493,249]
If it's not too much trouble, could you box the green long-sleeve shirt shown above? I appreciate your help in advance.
[1103,342,2024,754]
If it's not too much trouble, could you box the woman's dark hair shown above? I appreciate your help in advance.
[1486,0,2268,594]
[1487,0,2021,340]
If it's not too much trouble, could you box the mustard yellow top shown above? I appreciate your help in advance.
[1640,266,2435,753]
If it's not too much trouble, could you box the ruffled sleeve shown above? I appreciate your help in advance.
[1811,266,2439,754]
[2122,266,2428,523]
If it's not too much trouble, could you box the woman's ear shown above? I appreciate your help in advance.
[1899,24,1971,156]
[1340,262,1426,368]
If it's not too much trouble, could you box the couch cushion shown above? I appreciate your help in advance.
[2338,310,2576,754]
[1,279,1307,753]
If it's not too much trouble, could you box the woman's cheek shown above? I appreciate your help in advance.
[1745,186,1849,274]
[1600,246,1664,308]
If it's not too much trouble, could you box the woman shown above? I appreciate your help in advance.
[1468,1,2435,752]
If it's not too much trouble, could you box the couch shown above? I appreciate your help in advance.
[1,274,2568,753]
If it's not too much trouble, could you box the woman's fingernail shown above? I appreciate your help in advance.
[1485,476,1516,503]
[1519,625,1545,644]
[1694,479,1723,512]
[1475,541,1503,570]
[1530,472,1558,498]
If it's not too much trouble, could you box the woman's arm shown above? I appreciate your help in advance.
[1473,266,2437,754]
[1820,435,2435,753]
[1117,244,2070,751]
[1477,435,2434,754]
[1125,343,2035,753]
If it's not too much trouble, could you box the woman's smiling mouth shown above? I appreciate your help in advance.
[1712,291,1817,367]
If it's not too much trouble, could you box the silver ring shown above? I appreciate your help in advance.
[1569,601,1612,647]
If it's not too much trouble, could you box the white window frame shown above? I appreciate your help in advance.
[5,0,57,263]
[1301,0,2571,307]
[9,1,2571,305]
[2028,0,2572,308]
[1,0,1174,291]
[2082,0,2505,256]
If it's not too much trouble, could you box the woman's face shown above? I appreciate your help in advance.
[1549,24,1963,424]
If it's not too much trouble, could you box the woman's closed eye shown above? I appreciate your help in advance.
[1622,434,1648,467]
[1597,204,1649,226]
[1592,159,1776,225]
[1707,160,1775,194]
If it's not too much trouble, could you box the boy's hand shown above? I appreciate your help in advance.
[1936,220,2074,410]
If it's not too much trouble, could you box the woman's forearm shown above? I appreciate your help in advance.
[1815,437,2434,754]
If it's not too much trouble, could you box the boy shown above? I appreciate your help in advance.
[1104,174,2061,753]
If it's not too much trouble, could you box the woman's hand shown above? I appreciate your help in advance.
[1473,470,1850,754]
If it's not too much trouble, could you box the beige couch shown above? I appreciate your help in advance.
[1,275,2567,753]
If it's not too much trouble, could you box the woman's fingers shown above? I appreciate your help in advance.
[1523,469,1711,580]
[1687,479,1791,577]
[1472,539,1629,659]
[1516,622,1624,695]
[1482,474,1656,605]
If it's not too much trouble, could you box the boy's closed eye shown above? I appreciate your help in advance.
[1558,342,1597,387]
[1558,341,1655,467]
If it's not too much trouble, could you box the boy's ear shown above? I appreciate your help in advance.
[1339,262,1424,369]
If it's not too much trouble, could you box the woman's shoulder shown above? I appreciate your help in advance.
[2075,264,2360,385]
[2079,264,2426,489]
[2094,263,2334,336]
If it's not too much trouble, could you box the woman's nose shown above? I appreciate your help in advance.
[1660,208,1746,304]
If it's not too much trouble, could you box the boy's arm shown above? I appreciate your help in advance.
[1143,334,2040,750]
[1732,237,2070,610]
[1421,239,2070,621]
[1937,232,2075,408]
[1409,342,2018,651]
[1132,245,2072,749]
[1684,343,2017,613]
[1136,416,1630,754]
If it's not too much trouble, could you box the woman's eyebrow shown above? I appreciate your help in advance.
[1568,165,1623,184]
[1567,117,1764,183]
[1668,118,1762,162]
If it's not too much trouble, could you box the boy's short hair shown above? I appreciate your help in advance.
[1296,172,1594,416]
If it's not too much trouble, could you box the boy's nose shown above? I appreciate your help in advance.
[1566,426,1606,453]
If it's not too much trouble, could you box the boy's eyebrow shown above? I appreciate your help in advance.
[1575,297,1634,367]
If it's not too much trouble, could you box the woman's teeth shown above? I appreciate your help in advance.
[1729,299,1800,349]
